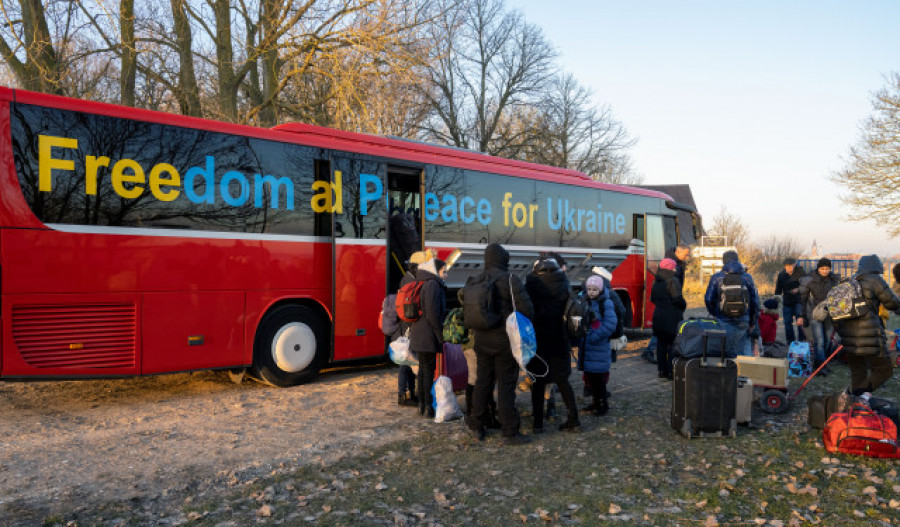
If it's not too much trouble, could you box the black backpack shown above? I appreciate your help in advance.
[462,274,504,330]
[609,290,626,339]
[563,292,591,339]
[719,272,749,317]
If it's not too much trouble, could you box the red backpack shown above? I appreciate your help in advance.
[395,281,425,323]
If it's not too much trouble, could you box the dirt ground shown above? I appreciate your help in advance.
[0,334,674,523]
[0,306,815,524]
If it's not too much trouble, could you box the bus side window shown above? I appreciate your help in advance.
[314,159,332,237]
[633,215,645,242]
[662,215,677,253]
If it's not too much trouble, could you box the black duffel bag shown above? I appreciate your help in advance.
[673,317,731,359]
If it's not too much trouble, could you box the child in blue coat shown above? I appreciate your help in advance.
[578,275,618,415]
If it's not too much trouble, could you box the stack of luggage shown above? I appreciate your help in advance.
[670,318,739,438]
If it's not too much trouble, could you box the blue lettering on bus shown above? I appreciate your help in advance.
[359,173,382,215]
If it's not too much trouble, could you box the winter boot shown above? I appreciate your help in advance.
[595,397,609,416]
[559,408,581,432]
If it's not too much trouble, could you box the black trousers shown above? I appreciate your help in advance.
[467,347,520,437]
[531,354,578,428]
[656,334,675,377]
[845,353,894,393]
[416,351,437,410]
[585,371,608,404]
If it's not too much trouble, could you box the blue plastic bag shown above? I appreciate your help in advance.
[506,310,537,371]
[788,341,811,378]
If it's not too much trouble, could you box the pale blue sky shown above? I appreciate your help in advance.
[512,0,900,256]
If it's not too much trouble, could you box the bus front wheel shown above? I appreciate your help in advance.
[253,304,329,387]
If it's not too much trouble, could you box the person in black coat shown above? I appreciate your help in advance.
[834,254,900,394]
[651,258,686,380]
[775,258,807,342]
[524,258,581,433]
[464,243,534,445]
[409,256,447,418]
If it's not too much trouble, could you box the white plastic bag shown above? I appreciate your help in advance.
[610,335,628,351]
[389,336,417,366]
[432,376,463,423]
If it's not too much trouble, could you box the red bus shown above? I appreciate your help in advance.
[0,88,698,386]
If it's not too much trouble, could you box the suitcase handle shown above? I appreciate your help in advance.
[700,329,728,366]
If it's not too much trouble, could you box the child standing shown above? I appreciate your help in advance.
[759,298,780,345]
[578,275,617,416]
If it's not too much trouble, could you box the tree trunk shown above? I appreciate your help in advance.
[170,0,202,116]
[213,0,237,121]
[20,0,62,93]
[119,0,137,106]
[259,0,280,126]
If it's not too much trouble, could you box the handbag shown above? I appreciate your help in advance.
[823,403,900,458]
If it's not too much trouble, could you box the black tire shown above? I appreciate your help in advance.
[253,304,329,387]
[760,389,789,414]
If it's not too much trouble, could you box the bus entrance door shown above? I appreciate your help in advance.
[386,167,423,294]
[330,156,389,360]
[643,214,665,329]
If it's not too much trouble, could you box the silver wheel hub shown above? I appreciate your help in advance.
[271,322,316,373]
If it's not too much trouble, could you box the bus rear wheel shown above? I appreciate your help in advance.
[253,304,329,387]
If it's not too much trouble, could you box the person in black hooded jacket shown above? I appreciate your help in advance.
[651,258,686,379]
[524,257,580,433]
[834,254,900,394]
[463,243,534,445]
[409,255,447,418]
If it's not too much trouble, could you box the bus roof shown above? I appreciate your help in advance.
[1,86,671,202]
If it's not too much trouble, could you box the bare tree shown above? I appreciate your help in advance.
[419,0,556,156]
[707,205,751,249]
[526,73,638,183]
[744,233,802,280]
[0,0,62,93]
[833,72,900,237]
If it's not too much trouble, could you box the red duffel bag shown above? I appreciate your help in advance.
[823,403,900,458]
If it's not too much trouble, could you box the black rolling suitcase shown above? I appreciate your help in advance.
[671,329,737,438]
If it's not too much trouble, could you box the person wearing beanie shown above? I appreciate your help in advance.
[408,254,447,418]
[704,250,761,357]
[525,257,581,433]
[463,243,534,445]
[758,298,780,346]
[577,275,617,416]
[832,255,900,394]
[590,266,628,351]
[651,259,686,379]
[545,252,568,272]
[796,257,839,372]
[775,257,807,343]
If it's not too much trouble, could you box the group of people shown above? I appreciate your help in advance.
[647,247,900,397]
[463,244,620,445]
[392,239,900,444]
[388,243,621,446]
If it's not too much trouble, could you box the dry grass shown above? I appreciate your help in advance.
[70,364,900,526]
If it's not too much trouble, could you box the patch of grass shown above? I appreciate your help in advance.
[34,363,900,526]
[148,370,900,526]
